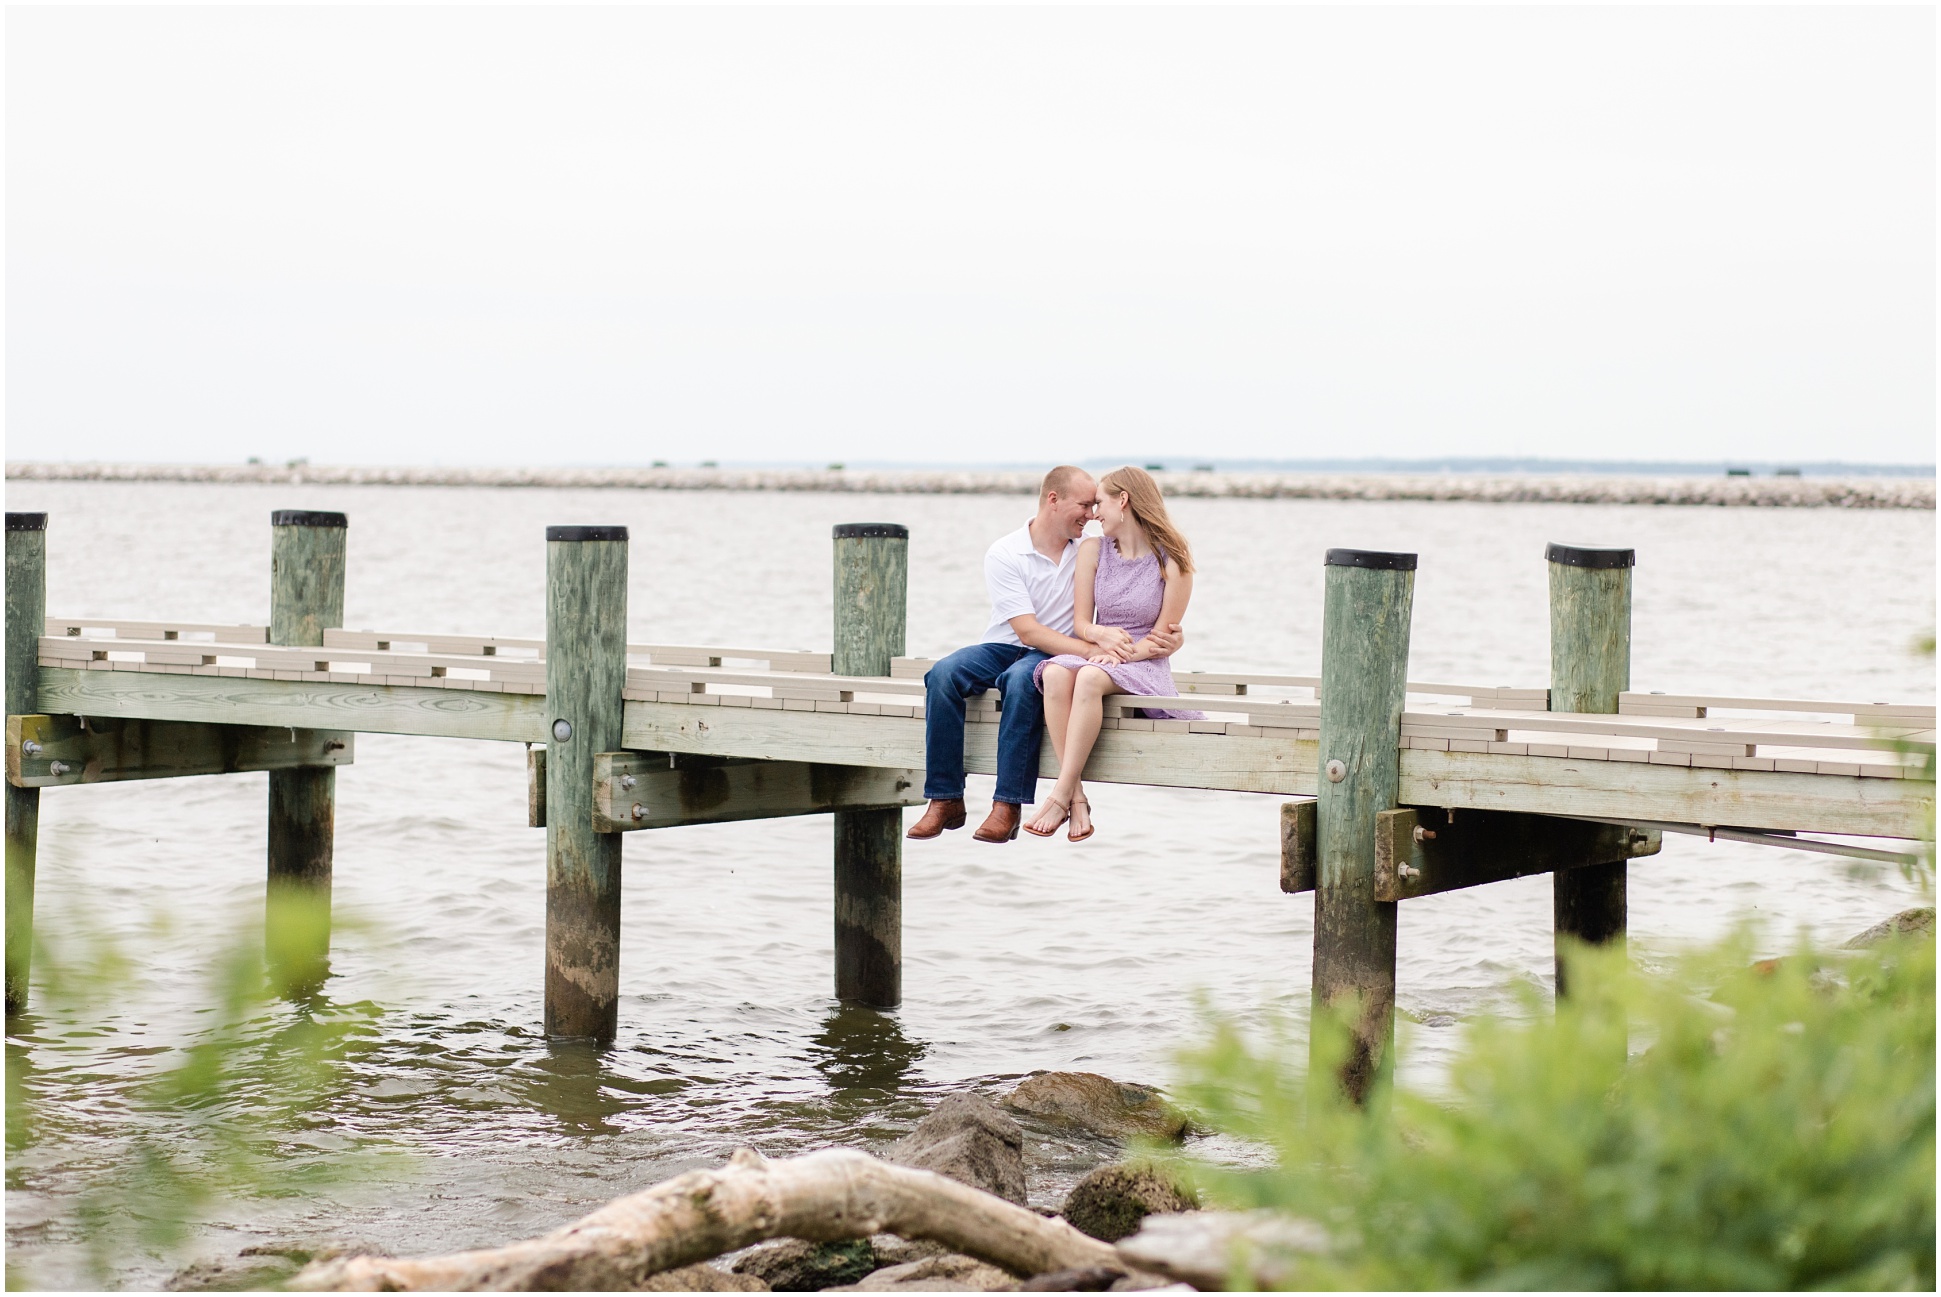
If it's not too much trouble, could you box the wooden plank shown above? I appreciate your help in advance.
[47,617,268,644]
[528,746,546,828]
[618,698,1320,794]
[625,664,926,700]
[1102,694,1320,724]
[1399,747,1929,840]
[1280,799,1316,893]
[591,751,922,832]
[325,628,545,656]
[889,656,932,679]
[6,713,352,788]
[35,666,549,742]
[50,636,551,684]
[1371,806,1661,902]
[1619,690,1935,723]
[630,644,833,673]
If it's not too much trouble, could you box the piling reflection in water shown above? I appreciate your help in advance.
[524,1041,641,1137]
[808,1004,928,1102]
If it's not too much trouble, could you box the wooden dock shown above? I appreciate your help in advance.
[6,512,1932,1098]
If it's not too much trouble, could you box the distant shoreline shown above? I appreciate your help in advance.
[7,462,1933,508]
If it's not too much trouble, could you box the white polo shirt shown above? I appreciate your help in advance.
[981,522,1078,645]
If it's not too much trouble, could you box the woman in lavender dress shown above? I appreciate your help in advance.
[1024,466,1200,842]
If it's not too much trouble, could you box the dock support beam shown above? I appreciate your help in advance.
[831,523,909,1008]
[1547,542,1635,997]
[6,513,47,1012]
[544,525,629,1041]
[266,510,349,996]
[1311,547,1416,1104]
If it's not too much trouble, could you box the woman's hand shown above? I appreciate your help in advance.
[1086,650,1123,667]
[1085,624,1135,657]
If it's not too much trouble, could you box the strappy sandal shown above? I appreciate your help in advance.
[1023,793,1072,838]
[1067,794,1095,843]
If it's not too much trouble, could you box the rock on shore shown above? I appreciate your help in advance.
[888,1093,1029,1205]
[1062,1164,1201,1243]
[8,462,1932,508]
[1001,1073,1190,1142]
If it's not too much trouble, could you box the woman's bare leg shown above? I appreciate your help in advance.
[1026,667,1078,835]
[1048,667,1125,842]
[1046,667,1118,830]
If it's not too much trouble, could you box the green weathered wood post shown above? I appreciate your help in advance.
[1547,542,1634,997]
[1311,547,1416,1104]
[267,509,349,995]
[831,523,909,1007]
[6,512,47,1012]
[544,525,629,1041]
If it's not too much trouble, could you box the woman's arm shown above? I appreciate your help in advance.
[1073,541,1128,659]
[1074,541,1136,658]
[1128,562,1192,661]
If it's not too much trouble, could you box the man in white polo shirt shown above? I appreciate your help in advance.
[908,465,1183,843]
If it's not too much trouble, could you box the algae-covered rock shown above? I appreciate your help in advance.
[732,1239,877,1291]
[1062,1163,1200,1243]
[1844,907,1936,949]
[1000,1073,1189,1142]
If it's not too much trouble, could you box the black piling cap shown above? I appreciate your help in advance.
[547,525,629,542]
[6,513,47,532]
[1546,543,1635,569]
[272,510,348,528]
[1325,548,1417,571]
[833,523,909,540]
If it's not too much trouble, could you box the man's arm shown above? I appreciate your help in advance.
[1007,615,1105,660]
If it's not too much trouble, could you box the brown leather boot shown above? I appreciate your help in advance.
[906,798,967,840]
[973,801,1022,843]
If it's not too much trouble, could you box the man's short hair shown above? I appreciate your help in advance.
[1041,465,1090,502]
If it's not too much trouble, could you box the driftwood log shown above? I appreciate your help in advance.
[291,1147,1122,1291]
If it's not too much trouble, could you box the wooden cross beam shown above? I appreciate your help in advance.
[5,713,352,788]
[1281,801,1661,901]
[573,751,923,833]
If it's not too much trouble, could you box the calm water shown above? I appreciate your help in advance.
[4,482,1933,1289]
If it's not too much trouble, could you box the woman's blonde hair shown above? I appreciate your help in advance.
[1097,466,1194,576]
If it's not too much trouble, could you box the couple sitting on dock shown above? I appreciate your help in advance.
[908,465,1201,845]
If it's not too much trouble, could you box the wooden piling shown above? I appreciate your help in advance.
[1311,547,1416,1104]
[830,523,908,1008]
[266,510,348,995]
[6,513,47,1012]
[1547,542,1634,996]
[544,525,629,1041]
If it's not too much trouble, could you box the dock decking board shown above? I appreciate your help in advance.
[31,664,1930,839]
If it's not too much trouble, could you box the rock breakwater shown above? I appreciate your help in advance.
[7,462,1932,508]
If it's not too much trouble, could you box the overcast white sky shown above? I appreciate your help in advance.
[6,6,1934,468]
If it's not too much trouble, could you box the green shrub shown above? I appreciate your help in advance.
[1173,932,1935,1290]
[8,891,393,1285]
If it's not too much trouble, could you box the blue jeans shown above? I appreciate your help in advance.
[922,642,1050,805]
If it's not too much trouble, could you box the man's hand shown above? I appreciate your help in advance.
[1087,625,1136,656]
[1146,622,1185,656]
[1007,614,1104,662]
